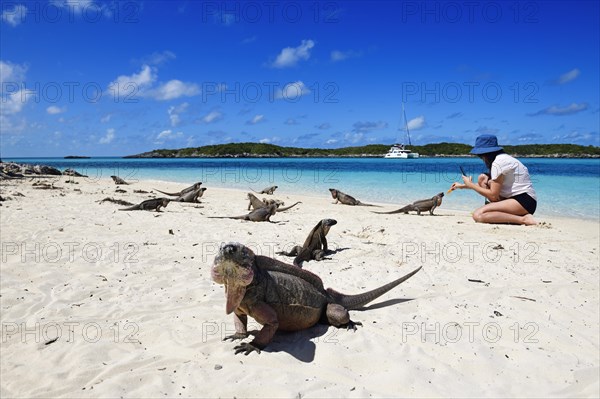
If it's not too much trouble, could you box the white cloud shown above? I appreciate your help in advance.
[155,129,183,143]
[100,114,112,123]
[556,68,580,85]
[99,128,115,144]
[407,116,425,130]
[246,114,265,125]
[316,122,331,130]
[352,121,388,134]
[1,89,36,115]
[271,40,315,68]
[242,36,257,44]
[259,138,271,144]
[529,103,588,116]
[326,139,338,144]
[201,110,223,124]
[168,102,189,127]
[276,81,311,100]
[46,106,66,115]
[0,115,27,134]
[108,65,156,98]
[51,0,95,14]
[108,66,200,101]
[141,51,176,66]
[0,60,27,85]
[344,132,365,144]
[330,49,362,62]
[1,4,27,27]
[285,118,299,125]
[145,79,200,101]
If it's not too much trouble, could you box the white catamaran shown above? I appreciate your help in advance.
[384,104,420,159]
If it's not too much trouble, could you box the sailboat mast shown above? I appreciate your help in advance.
[402,103,412,146]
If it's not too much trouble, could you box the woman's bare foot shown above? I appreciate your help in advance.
[522,214,537,226]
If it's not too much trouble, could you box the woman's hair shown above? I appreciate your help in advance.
[478,149,505,170]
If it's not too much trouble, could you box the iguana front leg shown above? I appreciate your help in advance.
[429,204,437,215]
[234,302,278,355]
[223,312,248,341]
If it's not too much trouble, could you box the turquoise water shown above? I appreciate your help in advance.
[4,157,599,219]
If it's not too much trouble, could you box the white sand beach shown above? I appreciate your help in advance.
[1,176,598,398]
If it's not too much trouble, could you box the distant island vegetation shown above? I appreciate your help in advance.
[125,142,600,158]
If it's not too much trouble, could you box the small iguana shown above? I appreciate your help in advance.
[278,219,337,267]
[208,204,278,222]
[329,188,379,206]
[373,192,444,215]
[211,242,422,354]
[175,187,207,203]
[251,185,278,195]
[111,175,129,185]
[247,193,301,212]
[119,198,170,212]
[155,182,202,197]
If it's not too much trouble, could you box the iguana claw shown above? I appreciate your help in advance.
[233,342,262,355]
[223,333,248,341]
[345,320,363,331]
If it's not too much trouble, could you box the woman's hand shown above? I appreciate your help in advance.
[461,175,475,188]
[450,182,466,190]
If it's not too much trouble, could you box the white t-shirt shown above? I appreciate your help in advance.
[490,153,537,200]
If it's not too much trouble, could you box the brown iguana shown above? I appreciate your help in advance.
[211,242,421,354]
[329,188,379,207]
[119,198,170,211]
[154,182,202,197]
[373,192,444,215]
[208,204,278,222]
[250,185,278,195]
[175,187,207,203]
[278,219,337,267]
[111,175,129,185]
[247,193,301,213]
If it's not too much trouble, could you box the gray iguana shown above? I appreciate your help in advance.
[211,242,421,354]
[278,219,337,267]
[373,192,444,215]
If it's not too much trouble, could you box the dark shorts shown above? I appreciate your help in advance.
[511,193,537,215]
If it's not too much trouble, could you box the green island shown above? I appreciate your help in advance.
[125,142,600,158]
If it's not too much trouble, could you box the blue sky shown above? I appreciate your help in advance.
[1,0,599,156]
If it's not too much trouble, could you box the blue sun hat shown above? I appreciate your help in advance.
[470,134,503,155]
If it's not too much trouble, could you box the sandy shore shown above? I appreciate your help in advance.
[1,176,598,398]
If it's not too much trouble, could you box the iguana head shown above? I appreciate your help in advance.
[328,188,338,198]
[320,218,337,235]
[162,198,171,207]
[193,182,202,189]
[212,242,256,314]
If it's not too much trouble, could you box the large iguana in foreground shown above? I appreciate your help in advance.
[211,242,421,354]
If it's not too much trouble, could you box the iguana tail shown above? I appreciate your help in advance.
[154,189,180,196]
[275,201,302,212]
[357,201,381,207]
[207,215,247,220]
[119,205,140,211]
[372,205,411,214]
[327,267,422,310]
